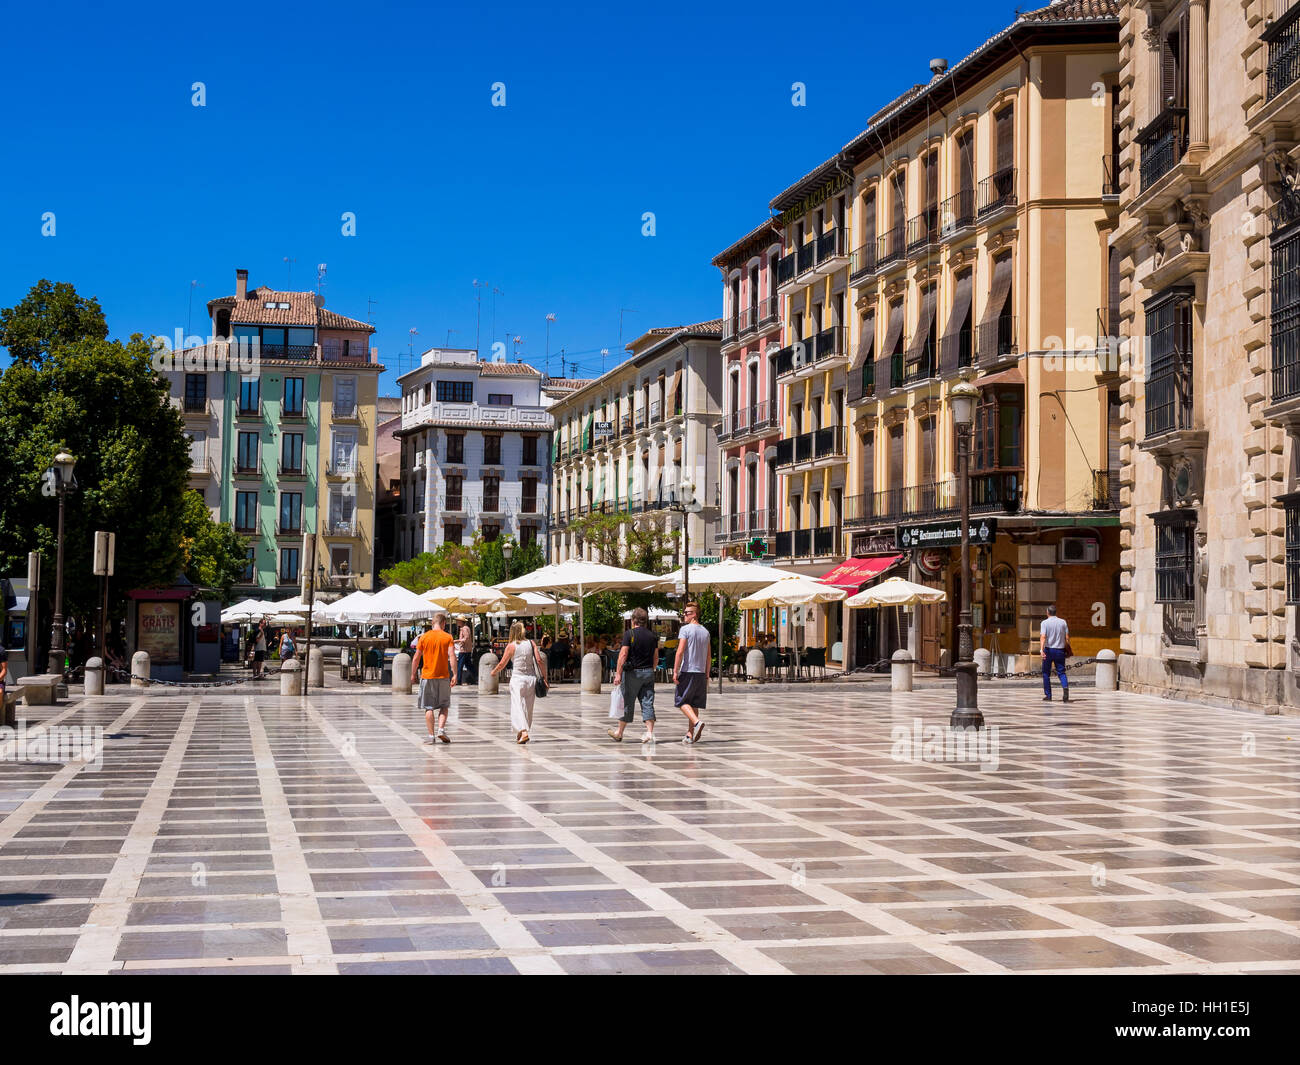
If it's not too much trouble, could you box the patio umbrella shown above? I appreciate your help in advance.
[495,589,579,617]
[621,606,679,621]
[220,598,268,624]
[421,581,528,660]
[737,575,847,677]
[660,558,803,690]
[499,560,670,656]
[315,589,374,622]
[845,577,946,666]
[338,584,437,622]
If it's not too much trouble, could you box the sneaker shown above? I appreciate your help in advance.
[423,735,437,744]
[691,720,706,743]
[1042,696,1051,702]
[437,729,451,744]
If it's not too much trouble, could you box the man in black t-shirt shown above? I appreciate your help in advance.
[608,607,658,743]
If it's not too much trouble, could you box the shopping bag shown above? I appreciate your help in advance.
[608,684,625,719]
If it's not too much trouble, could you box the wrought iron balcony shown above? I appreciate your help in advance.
[772,525,840,560]
[970,469,1022,513]
[850,241,878,283]
[324,519,358,537]
[261,344,317,361]
[904,341,937,384]
[620,413,632,436]
[1137,107,1187,193]
[236,401,262,420]
[182,397,210,416]
[775,326,848,378]
[797,241,816,275]
[1264,3,1300,101]
[977,166,1017,216]
[776,426,845,467]
[939,330,974,371]
[444,496,465,512]
[233,460,261,479]
[776,252,797,288]
[847,360,875,404]
[650,400,662,424]
[281,404,307,421]
[277,462,307,478]
[275,522,302,536]
[761,294,780,327]
[906,206,940,251]
[889,351,905,390]
[976,315,1017,365]
[1102,152,1120,197]
[814,227,847,270]
[877,225,906,270]
[940,188,976,235]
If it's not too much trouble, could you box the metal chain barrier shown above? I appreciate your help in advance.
[99,663,285,689]
[837,656,1099,681]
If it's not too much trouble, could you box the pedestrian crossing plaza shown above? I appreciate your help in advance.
[1,679,1299,974]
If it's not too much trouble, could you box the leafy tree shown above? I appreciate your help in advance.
[178,490,247,602]
[0,288,192,621]
[379,543,477,592]
[0,280,108,369]
[476,534,545,587]
[568,511,678,575]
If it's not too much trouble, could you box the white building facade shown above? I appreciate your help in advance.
[396,349,553,557]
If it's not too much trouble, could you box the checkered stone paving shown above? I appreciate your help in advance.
[2,680,1300,974]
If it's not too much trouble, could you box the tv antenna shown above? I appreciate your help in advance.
[283,256,297,288]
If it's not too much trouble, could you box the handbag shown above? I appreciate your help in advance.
[1064,639,1074,658]
[534,673,548,698]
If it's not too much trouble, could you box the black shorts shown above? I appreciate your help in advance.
[673,671,707,710]
[254,650,266,662]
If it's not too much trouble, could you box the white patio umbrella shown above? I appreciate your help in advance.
[499,559,670,655]
[338,583,437,622]
[315,589,374,622]
[659,558,803,690]
[497,589,579,617]
[221,598,268,624]
[621,606,679,621]
[738,575,847,677]
[845,577,946,667]
[421,581,527,659]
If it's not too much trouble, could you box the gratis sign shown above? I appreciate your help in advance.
[896,518,997,550]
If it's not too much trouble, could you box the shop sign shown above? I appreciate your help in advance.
[918,548,947,576]
[851,532,896,556]
[594,421,613,438]
[137,601,181,664]
[897,518,997,550]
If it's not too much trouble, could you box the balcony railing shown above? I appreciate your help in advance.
[1102,152,1120,197]
[850,241,878,282]
[904,340,937,383]
[976,315,1017,365]
[776,252,797,288]
[740,305,758,336]
[772,525,840,560]
[723,316,739,342]
[232,460,261,478]
[775,326,848,377]
[634,409,645,431]
[761,294,780,327]
[650,399,662,424]
[939,330,974,371]
[877,225,906,269]
[940,188,975,235]
[444,495,464,512]
[906,206,940,251]
[721,401,776,441]
[278,462,306,478]
[236,401,262,419]
[1137,107,1188,192]
[889,351,905,390]
[333,404,360,421]
[276,522,302,536]
[281,404,307,420]
[970,470,1022,513]
[977,166,1017,216]
[182,397,210,416]
[814,227,847,268]
[1092,469,1120,511]
[847,360,875,404]
[1264,3,1300,101]
[325,519,357,537]
[797,241,816,275]
[775,426,845,467]
[717,506,777,543]
[261,344,317,361]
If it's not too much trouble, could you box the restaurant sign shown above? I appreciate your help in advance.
[896,518,997,550]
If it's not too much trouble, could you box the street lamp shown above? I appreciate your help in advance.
[667,478,695,602]
[46,451,76,676]
[502,538,514,578]
[948,376,982,730]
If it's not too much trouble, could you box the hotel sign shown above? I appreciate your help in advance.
[897,518,997,550]
[778,171,852,226]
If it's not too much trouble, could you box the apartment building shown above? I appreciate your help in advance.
[164,268,381,598]
[713,220,785,558]
[549,322,723,564]
[761,0,1122,669]
[395,349,552,557]
[1113,0,1300,711]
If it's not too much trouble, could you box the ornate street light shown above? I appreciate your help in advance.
[667,478,696,602]
[948,377,982,729]
[45,450,76,676]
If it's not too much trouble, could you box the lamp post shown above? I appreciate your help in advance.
[948,377,982,729]
[667,478,695,603]
[45,451,76,677]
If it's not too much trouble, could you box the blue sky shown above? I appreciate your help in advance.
[1,0,1027,394]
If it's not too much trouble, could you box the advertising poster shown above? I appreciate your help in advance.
[137,601,181,664]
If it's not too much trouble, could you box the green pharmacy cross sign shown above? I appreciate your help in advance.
[747,538,767,558]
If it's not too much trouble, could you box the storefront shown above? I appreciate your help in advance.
[824,542,903,670]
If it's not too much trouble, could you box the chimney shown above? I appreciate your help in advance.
[236,268,248,300]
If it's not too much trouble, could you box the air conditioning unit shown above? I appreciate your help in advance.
[1059,536,1099,564]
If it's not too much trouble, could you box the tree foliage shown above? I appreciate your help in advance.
[0,280,108,369]
[378,534,546,593]
[178,490,248,602]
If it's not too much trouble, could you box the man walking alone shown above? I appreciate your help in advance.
[412,613,458,743]
[608,607,658,743]
[671,601,709,744]
[1040,604,1071,703]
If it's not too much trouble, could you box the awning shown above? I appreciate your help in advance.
[974,366,1024,388]
[821,554,902,591]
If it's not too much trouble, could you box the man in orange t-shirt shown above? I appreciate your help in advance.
[412,613,457,743]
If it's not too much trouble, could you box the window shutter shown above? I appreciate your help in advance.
[906,287,938,362]
[862,191,876,243]
[877,300,905,387]
[853,314,876,370]
[941,271,974,374]
[981,255,1014,329]
[996,106,1014,172]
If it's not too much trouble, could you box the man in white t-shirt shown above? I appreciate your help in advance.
[1040,605,1070,702]
[672,602,710,744]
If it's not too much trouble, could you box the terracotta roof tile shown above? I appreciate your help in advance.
[478,361,542,377]
[1020,0,1118,21]
[211,286,374,332]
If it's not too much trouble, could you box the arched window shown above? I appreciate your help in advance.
[991,564,1016,629]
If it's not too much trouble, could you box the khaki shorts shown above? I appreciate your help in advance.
[417,677,451,711]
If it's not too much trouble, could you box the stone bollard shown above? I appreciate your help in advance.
[938,647,952,670]
[307,647,324,689]
[84,657,104,696]
[746,648,765,684]
[392,652,412,694]
[478,653,499,694]
[581,652,603,693]
[1095,648,1118,691]
[973,648,991,677]
[131,651,150,688]
[280,658,303,696]
[891,649,914,693]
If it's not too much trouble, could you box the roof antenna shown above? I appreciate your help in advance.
[283,256,296,289]
[314,264,327,309]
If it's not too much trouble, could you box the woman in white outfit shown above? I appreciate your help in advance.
[491,621,547,744]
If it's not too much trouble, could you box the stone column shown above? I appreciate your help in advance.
[1142,27,1164,121]
[1188,0,1208,151]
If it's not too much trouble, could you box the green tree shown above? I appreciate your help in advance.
[178,490,247,602]
[0,285,193,620]
[0,280,108,369]
[476,534,546,587]
[379,543,478,592]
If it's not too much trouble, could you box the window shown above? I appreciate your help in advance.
[520,524,537,547]
[487,393,512,406]
[331,429,357,474]
[437,380,473,403]
[237,431,259,472]
[279,492,302,534]
[184,374,206,411]
[329,488,355,533]
[521,436,538,465]
[445,475,463,510]
[446,434,465,463]
[445,523,463,545]
[187,430,206,469]
[235,491,258,533]
[242,547,256,582]
[281,433,303,473]
[334,376,356,416]
[972,390,1023,472]
[1155,515,1195,603]
[483,476,500,511]
[521,477,537,513]
[283,377,304,415]
[1145,289,1194,437]
[991,564,1016,628]
[279,547,300,583]
[484,435,502,465]
[481,524,500,543]
[239,377,260,414]
[1286,495,1300,604]
[1272,225,1300,400]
